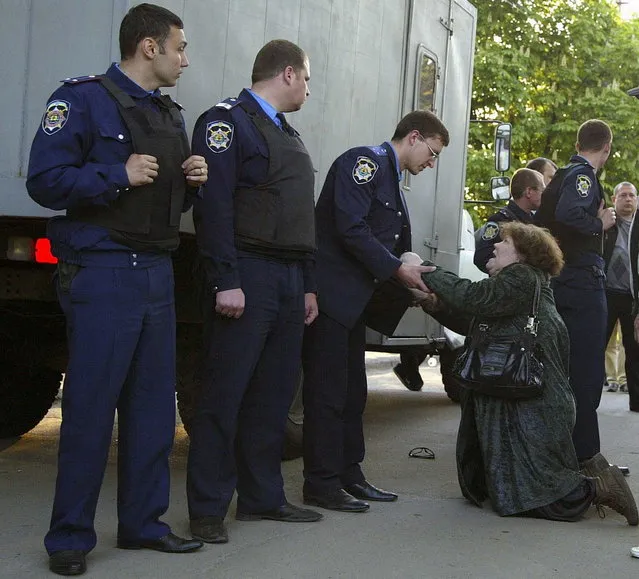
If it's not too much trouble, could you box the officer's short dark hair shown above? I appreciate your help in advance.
[577,119,612,152]
[511,168,543,200]
[526,157,557,174]
[391,111,450,146]
[119,3,183,60]
[251,40,307,84]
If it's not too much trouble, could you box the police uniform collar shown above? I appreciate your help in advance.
[382,142,402,182]
[238,88,271,118]
[570,154,594,170]
[506,199,532,219]
[107,63,161,99]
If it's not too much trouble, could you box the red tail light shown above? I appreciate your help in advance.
[35,238,57,264]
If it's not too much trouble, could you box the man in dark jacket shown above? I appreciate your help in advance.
[302,111,449,512]
[474,168,545,273]
[605,181,639,408]
[27,4,206,575]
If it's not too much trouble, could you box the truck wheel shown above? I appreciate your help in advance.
[0,364,61,438]
[439,347,463,403]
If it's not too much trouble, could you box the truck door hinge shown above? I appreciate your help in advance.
[424,234,439,250]
[439,17,454,36]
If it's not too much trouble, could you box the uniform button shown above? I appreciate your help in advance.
[89,75,95,78]
[118,134,124,140]
[213,286,219,291]
[385,202,390,206]
[132,261,137,266]
[125,187,130,191]
[394,234,400,240]
[71,78,77,82]
[132,253,137,258]
[373,278,379,284]
[397,211,402,216]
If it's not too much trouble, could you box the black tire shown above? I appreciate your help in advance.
[439,346,463,403]
[0,362,61,438]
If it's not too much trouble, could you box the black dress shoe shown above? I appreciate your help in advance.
[344,481,398,502]
[236,502,322,522]
[303,488,370,512]
[117,532,203,553]
[190,516,228,543]
[49,550,86,576]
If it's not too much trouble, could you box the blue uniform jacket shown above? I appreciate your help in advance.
[554,155,604,270]
[474,200,533,273]
[26,63,193,265]
[191,89,315,293]
[314,142,411,329]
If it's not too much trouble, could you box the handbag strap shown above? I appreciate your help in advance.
[525,276,541,337]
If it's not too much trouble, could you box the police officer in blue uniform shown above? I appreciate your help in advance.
[26,4,206,576]
[474,168,545,273]
[187,39,322,545]
[302,111,449,512]
[535,119,616,473]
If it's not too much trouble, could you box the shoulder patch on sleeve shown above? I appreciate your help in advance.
[481,221,500,241]
[576,174,592,198]
[215,97,240,110]
[61,75,101,85]
[352,156,379,184]
[41,100,71,135]
[206,120,234,153]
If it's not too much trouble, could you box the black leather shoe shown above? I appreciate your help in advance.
[236,502,322,522]
[303,488,370,512]
[344,481,398,502]
[117,532,203,553]
[49,550,86,576]
[190,516,228,543]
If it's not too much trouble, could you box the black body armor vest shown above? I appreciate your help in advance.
[68,76,190,251]
[233,103,316,255]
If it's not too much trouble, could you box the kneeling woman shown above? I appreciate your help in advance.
[420,222,637,524]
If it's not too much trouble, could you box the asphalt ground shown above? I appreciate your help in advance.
[2,353,639,578]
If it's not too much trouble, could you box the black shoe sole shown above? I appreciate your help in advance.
[236,511,323,522]
[190,532,229,544]
[303,496,370,513]
[348,493,398,502]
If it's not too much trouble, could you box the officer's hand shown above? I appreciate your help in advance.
[634,314,639,344]
[125,154,159,186]
[304,293,318,326]
[183,155,208,185]
[395,263,431,293]
[215,288,245,319]
[598,199,616,231]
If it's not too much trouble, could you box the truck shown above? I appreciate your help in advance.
[0,0,505,439]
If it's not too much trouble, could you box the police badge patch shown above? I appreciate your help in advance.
[42,100,70,135]
[576,174,592,198]
[206,121,234,153]
[481,222,500,241]
[352,156,378,184]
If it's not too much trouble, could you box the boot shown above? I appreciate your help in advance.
[580,452,630,477]
[592,465,639,526]
[579,453,610,478]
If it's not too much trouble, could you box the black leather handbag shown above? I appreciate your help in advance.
[452,278,544,400]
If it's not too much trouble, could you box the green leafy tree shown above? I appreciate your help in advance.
[468,0,639,226]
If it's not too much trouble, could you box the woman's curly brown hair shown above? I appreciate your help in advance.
[500,222,564,276]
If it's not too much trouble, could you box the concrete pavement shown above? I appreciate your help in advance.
[2,354,639,578]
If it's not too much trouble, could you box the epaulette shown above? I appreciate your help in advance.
[215,97,241,110]
[61,75,102,85]
[367,145,387,157]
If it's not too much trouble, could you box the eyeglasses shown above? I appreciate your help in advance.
[416,133,439,161]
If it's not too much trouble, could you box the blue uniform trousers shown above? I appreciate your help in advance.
[302,312,367,493]
[45,256,176,554]
[552,269,606,462]
[187,257,305,518]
